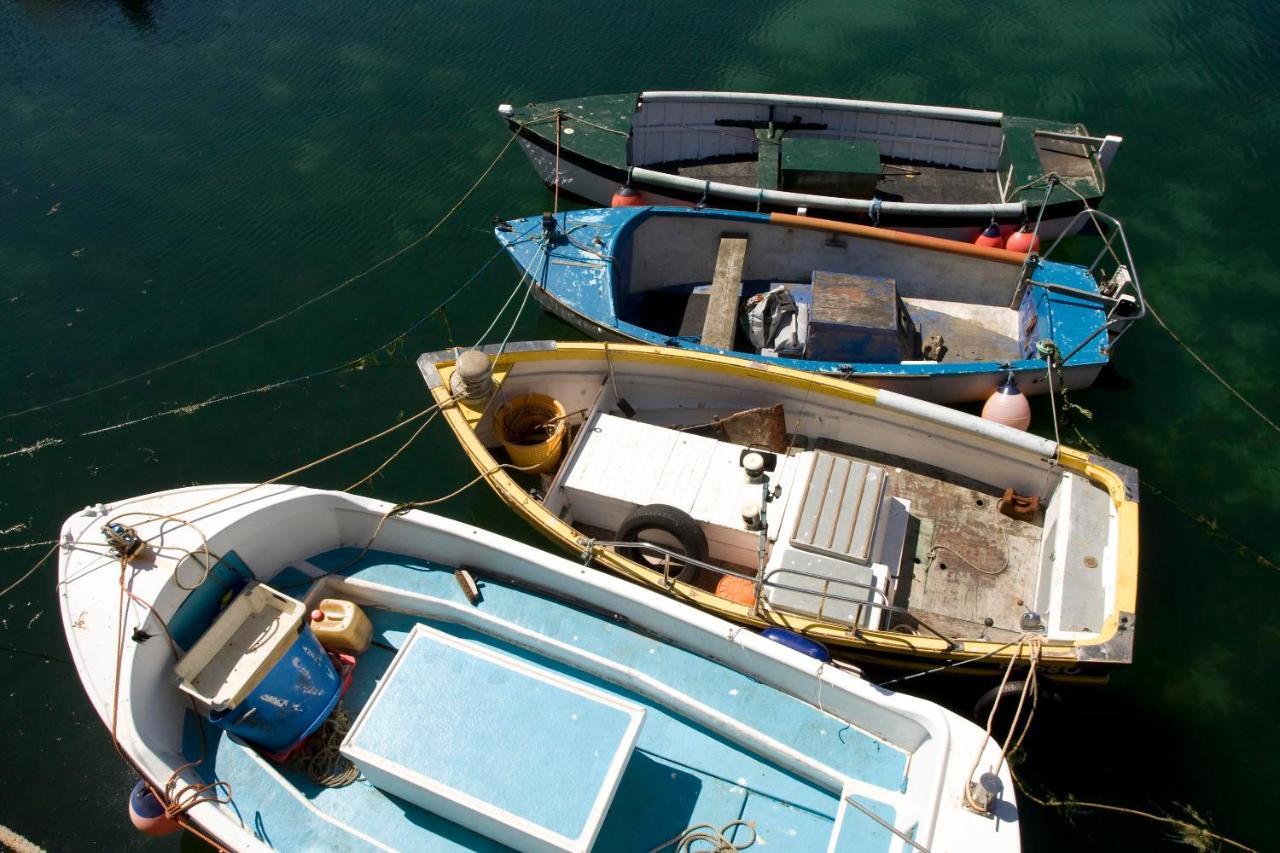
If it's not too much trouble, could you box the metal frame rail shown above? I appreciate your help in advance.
[583,538,957,649]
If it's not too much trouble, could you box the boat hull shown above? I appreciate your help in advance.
[420,342,1140,685]
[529,275,1104,405]
[514,127,1096,241]
[59,484,1021,851]
[502,205,1121,404]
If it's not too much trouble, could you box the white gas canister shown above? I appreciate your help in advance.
[310,599,373,655]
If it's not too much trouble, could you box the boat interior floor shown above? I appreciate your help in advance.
[874,161,1000,205]
[1033,137,1096,178]
[899,298,1022,363]
[666,156,1002,204]
[810,439,1043,641]
[622,287,1023,364]
[183,549,910,852]
[662,132,1093,204]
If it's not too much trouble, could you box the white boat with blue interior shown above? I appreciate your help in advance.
[59,485,1020,852]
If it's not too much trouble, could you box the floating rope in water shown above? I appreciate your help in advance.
[0,822,47,853]
[0,230,539,463]
[0,115,556,425]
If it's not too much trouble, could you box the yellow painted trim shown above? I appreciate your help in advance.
[425,343,1133,670]
[1054,446,1140,653]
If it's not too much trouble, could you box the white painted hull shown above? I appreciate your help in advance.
[59,484,1021,852]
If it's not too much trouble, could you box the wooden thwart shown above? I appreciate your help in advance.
[701,234,749,350]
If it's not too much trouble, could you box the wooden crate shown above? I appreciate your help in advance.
[806,271,915,363]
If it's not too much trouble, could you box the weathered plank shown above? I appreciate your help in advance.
[701,235,748,350]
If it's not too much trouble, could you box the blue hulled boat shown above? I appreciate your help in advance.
[496,206,1143,404]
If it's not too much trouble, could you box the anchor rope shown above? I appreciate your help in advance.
[5,247,542,601]
[1040,336,1278,571]
[1008,768,1258,853]
[0,543,57,599]
[0,538,57,553]
[962,634,1042,814]
[1,231,539,462]
[1066,421,1277,571]
[1042,176,1277,435]
[0,114,556,425]
[1146,301,1279,434]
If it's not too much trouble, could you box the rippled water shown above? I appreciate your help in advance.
[1,1,1276,850]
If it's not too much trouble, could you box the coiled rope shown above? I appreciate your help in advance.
[293,703,359,788]
[649,820,757,853]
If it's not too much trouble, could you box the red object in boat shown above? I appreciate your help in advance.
[128,780,181,836]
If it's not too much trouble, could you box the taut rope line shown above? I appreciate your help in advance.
[1,231,540,462]
[0,117,551,424]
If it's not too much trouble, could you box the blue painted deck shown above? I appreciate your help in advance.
[348,626,642,842]
[496,206,1112,385]
[182,550,909,851]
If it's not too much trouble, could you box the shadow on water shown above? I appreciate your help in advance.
[113,0,156,31]
[14,0,157,31]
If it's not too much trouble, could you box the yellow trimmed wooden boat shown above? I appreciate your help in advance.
[419,341,1139,684]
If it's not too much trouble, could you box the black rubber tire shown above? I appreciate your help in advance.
[615,504,708,585]
[973,679,1032,726]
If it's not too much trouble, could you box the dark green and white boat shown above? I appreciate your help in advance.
[499,91,1122,240]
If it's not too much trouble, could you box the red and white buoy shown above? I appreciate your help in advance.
[610,185,643,207]
[974,221,1005,249]
[128,780,180,837]
[981,372,1032,431]
[1005,224,1041,255]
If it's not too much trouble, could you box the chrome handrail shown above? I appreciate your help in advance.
[584,538,958,649]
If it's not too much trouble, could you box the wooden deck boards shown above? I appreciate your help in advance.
[810,439,1043,640]
[672,154,1008,205]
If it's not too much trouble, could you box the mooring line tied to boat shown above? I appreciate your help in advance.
[962,634,1042,817]
[0,113,560,428]
[1034,174,1278,436]
[0,228,543,465]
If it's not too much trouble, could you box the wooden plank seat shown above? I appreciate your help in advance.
[700,234,749,350]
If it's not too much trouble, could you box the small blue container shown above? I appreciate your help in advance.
[209,626,341,752]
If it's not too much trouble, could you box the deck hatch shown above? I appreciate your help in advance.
[791,451,888,563]
[341,624,645,852]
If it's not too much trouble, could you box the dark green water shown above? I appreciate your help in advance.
[2,2,1276,850]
